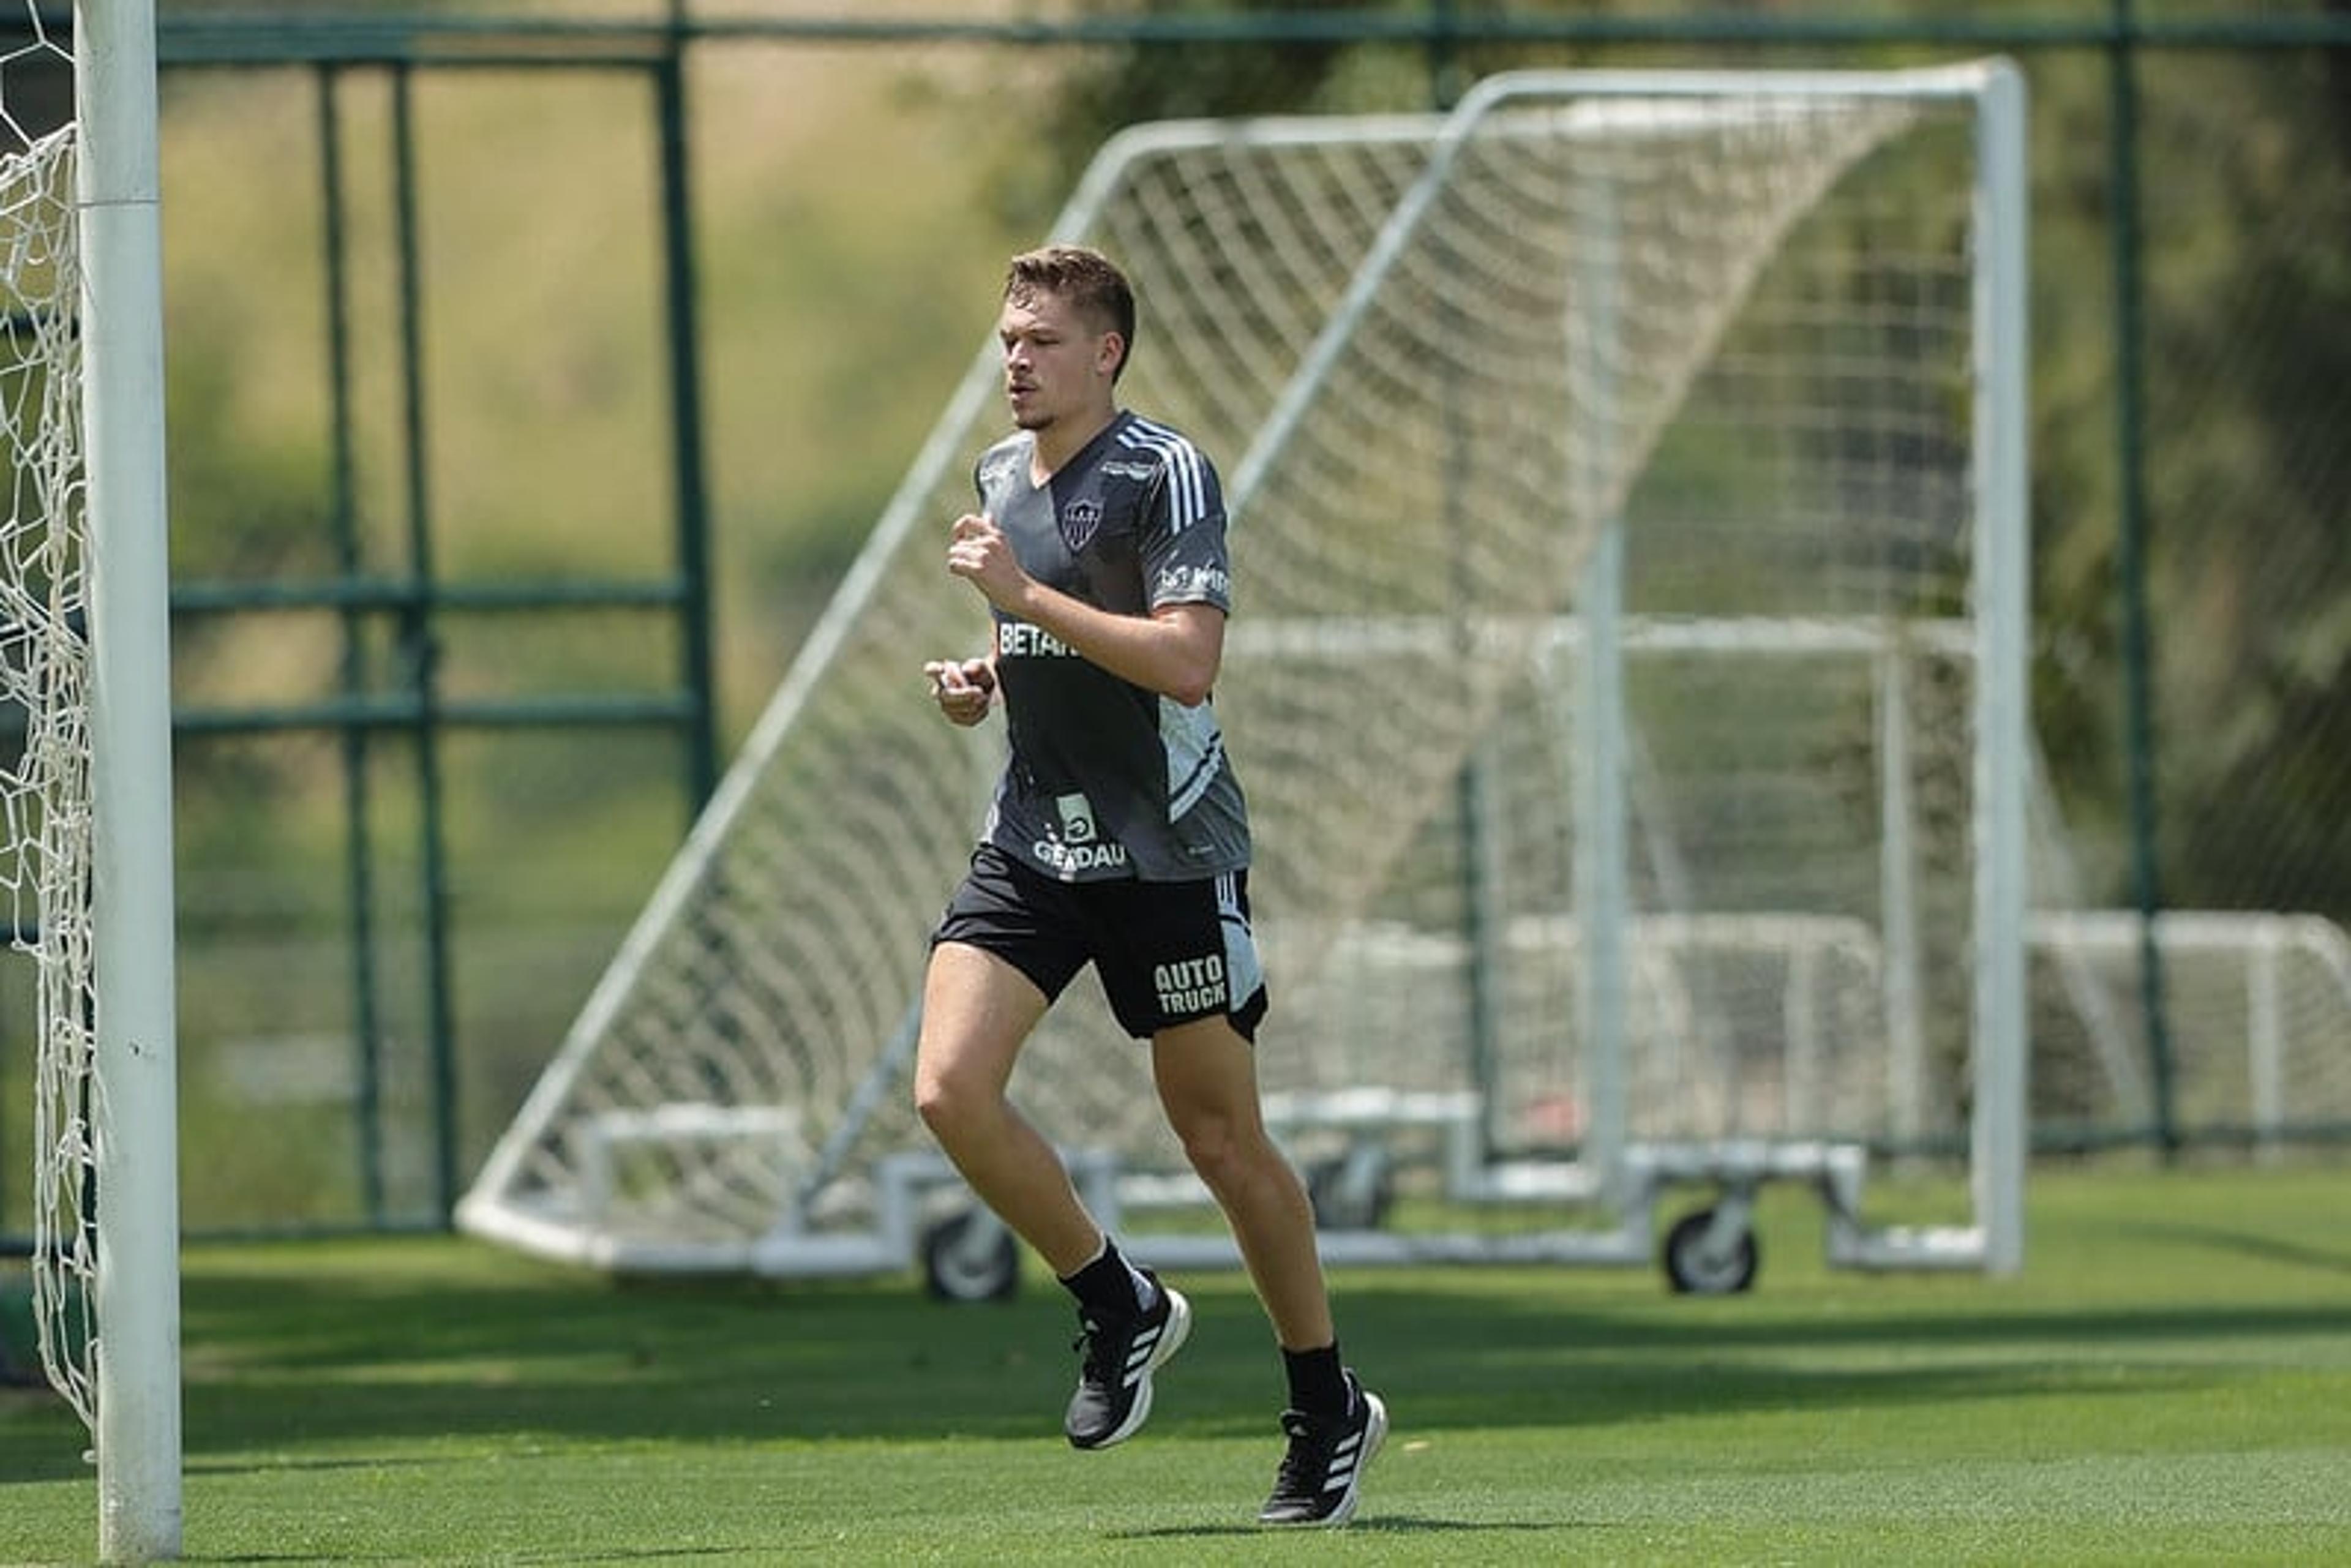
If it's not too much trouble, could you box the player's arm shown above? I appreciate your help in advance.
[947,511,1223,705]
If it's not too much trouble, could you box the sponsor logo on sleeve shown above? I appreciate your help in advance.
[1153,563,1231,603]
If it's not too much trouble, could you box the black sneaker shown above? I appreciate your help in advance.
[1257,1372,1387,1528]
[1063,1272,1190,1450]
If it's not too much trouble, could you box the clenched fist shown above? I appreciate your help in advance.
[924,656,997,726]
[946,512,1030,612]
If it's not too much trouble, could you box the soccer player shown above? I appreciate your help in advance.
[915,244,1385,1528]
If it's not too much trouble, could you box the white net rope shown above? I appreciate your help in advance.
[1,89,92,1416]
[467,82,1998,1259]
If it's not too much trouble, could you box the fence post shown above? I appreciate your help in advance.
[317,64,391,1224]
[660,1,721,811]
[1427,0,1463,109]
[390,64,463,1216]
[2106,0,2178,1158]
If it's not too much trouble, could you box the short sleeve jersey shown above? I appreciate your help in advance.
[973,410,1251,883]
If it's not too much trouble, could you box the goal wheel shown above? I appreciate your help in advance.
[1305,1147,1396,1232]
[1662,1206,1759,1295]
[920,1209,1020,1303]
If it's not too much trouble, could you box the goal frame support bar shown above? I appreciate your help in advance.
[77,0,184,1559]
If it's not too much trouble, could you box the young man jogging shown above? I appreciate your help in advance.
[915,244,1385,1528]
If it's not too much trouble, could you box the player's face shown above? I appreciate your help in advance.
[998,290,1118,433]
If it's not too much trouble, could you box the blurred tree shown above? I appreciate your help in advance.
[2141,39,2351,921]
[999,0,1369,228]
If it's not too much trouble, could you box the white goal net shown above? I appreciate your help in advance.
[462,65,2030,1280]
[1,19,95,1427]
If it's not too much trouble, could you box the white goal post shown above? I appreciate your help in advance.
[4,1,181,1561]
[461,62,2029,1289]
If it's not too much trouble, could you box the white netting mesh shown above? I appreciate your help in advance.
[0,80,92,1416]
[463,77,2009,1265]
[2027,910,2351,1144]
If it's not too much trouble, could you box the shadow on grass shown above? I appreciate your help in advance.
[186,1451,480,1477]
[1114,1515,1569,1540]
[97,1223,2349,1468]
[2110,1219,2351,1277]
[204,1551,744,1566]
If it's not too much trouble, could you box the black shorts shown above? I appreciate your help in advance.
[932,842,1270,1041]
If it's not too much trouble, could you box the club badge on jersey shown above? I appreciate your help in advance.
[1059,497,1104,554]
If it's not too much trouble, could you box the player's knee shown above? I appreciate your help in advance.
[913,1061,994,1142]
[1171,1109,1270,1192]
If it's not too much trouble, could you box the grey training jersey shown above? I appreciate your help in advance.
[974,410,1251,883]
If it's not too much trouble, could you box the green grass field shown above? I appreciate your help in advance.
[4,1163,2348,1565]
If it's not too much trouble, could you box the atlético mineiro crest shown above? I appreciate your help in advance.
[1058,497,1103,553]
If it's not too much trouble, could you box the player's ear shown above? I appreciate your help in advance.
[1098,331,1126,380]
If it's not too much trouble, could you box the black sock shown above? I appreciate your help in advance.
[1282,1342,1349,1419]
[1059,1239,1149,1319]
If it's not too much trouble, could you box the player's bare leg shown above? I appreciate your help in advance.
[912,940,1103,1274]
[1153,1014,1384,1525]
[1149,1014,1332,1348]
[917,940,1189,1449]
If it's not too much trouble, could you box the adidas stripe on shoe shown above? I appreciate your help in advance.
[1257,1371,1387,1528]
[1063,1273,1191,1450]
